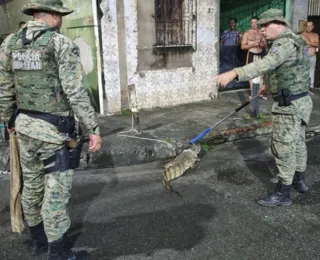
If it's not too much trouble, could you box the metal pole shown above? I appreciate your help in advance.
[92,0,105,115]
[252,83,260,118]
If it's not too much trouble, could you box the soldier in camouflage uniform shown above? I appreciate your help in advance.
[0,0,102,259]
[215,9,313,207]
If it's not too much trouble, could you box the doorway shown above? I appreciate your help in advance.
[307,16,320,88]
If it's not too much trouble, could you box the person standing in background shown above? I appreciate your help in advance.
[241,17,267,100]
[221,18,241,46]
[301,21,319,89]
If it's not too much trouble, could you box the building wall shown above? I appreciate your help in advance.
[291,0,309,31]
[100,0,220,114]
[136,0,193,72]
[0,0,29,38]
[61,0,101,112]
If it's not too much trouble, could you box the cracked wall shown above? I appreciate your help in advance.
[0,0,29,38]
[100,0,220,114]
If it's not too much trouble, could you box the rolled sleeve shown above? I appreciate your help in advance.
[234,39,295,82]
[53,34,99,133]
[0,35,16,122]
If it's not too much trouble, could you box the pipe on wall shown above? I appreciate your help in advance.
[91,0,105,115]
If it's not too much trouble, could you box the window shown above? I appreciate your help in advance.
[154,0,197,54]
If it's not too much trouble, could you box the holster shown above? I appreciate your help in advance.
[278,88,292,107]
[43,139,84,174]
[1,108,18,141]
[18,109,84,174]
[7,108,19,129]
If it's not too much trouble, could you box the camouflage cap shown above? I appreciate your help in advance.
[22,0,74,16]
[258,8,290,27]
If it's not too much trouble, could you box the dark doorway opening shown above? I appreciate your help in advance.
[307,16,320,88]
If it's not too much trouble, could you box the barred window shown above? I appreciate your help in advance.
[154,0,197,54]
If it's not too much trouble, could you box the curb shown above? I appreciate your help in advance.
[202,122,320,145]
[1,122,320,172]
[83,121,320,169]
[202,122,273,145]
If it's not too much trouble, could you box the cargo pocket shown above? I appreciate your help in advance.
[271,113,295,159]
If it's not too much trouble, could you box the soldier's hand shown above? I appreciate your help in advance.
[89,134,102,153]
[7,127,15,134]
[215,70,238,88]
[259,84,266,95]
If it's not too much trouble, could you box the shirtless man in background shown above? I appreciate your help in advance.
[241,17,267,99]
[301,21,319,89]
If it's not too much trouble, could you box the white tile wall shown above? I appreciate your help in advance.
[101,0,220,113]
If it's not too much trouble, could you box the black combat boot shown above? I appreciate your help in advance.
[292,171,309,194]
[29,222,48,256]
[48,236,76,260]
[257,181,292,207]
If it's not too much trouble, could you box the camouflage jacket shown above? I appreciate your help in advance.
[235,28,312,123]
[235,28,310,95]
[0,21,99,143]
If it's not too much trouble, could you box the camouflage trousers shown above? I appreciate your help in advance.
[17,132,73,242]
[271,113,307,185]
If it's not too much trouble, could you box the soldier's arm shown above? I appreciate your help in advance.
[299,33,307,42]
[234,39,295,81]
[0,34,16,122]
[53,34,99,135]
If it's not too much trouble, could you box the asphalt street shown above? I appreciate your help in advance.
[1,136,320,260]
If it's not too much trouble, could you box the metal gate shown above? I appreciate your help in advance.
[220,0,286,33]
[219,0,286,89]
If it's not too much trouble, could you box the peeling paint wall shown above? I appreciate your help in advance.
[0,0,29,38]
[0,0,101,112]
[101,0,220,114]
[61,0,101,111]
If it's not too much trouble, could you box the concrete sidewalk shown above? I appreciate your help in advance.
[83,89,320,169]
[1,89,320,171]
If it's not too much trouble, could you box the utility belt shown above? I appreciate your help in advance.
[19,109,75,135]
[19,109,85,174]
[272,89,309,107]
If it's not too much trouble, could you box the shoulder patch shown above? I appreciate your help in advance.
[72,47,79,57]
[72,46,81,62]
[271,47,278,53]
